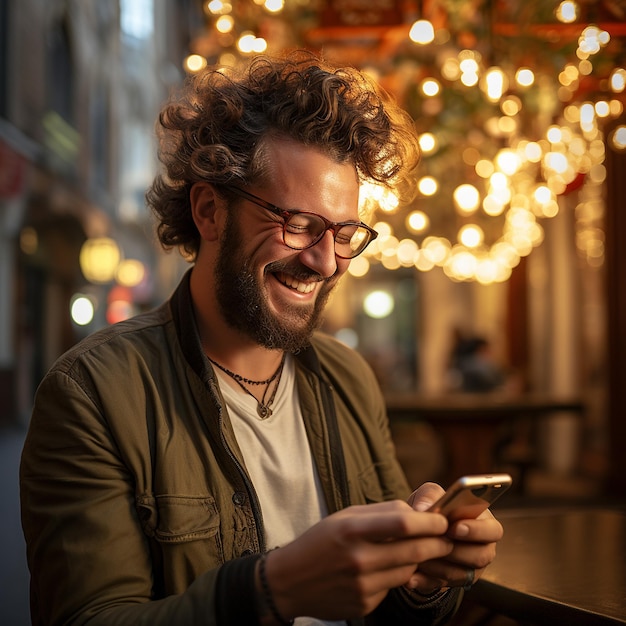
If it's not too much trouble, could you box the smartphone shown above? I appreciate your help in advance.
[427,474,512,522]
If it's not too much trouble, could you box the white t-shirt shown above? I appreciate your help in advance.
[216,355,346,626]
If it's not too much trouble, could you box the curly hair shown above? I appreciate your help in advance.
[146,50,421,259]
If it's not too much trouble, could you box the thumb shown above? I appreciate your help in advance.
[407,482,446,512]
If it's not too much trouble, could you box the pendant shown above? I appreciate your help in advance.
[257,403,272,419]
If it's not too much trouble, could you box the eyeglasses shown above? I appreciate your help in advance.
[228,186,378,259]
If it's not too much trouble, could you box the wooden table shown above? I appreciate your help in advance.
[471,508,626,625]
[385,393,584,487]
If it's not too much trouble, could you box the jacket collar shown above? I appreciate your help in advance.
[170,268,214,383]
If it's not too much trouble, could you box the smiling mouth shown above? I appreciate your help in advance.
[276,272,317,294]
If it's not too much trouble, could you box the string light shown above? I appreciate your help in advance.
[610,69,626,93]
[610,126,626,151]
[189,4,624,283]
[556,1,578,24]
[409,20,435,45]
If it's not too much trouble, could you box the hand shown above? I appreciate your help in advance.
[261,500,453,621]
[405,482,504,593]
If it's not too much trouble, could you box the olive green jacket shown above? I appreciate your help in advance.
[20,271,460,625]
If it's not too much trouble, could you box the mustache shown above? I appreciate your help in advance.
[265,259,337,283]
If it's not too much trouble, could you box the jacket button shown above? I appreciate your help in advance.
[232,491,247,506]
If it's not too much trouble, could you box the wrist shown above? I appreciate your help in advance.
[256,551,295,626]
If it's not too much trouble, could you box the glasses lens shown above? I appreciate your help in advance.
[284,213,372,258]
[284,213,324,249]
[337,225,372,258]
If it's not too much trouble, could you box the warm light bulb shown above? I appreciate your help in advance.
[364,290,394,319]
[459,57,479,74]
[237,33,267,54]
[454,184,480,214]
[409,20,435,45]
[501,96,522,116]
[595,101,610,118]
[549,126,565,143]
[348,256,370,277]
[483,67,507,101]
[79,237,121,284]
[459,224,484,248]
[495,149,521,175]
[610,126,626,151]
[184,54,207,73]
[534,186,553,205]
[71,294,95,326]
[397,239,419,266]
[216,15,234,33]
[524,142,543,162]
[544,152,569,174]
[475,159,495,178]
[580,102,595,125]
[515,68,535,87]
[116,259,146,288]
[461,72,479,87]
[407,211,430,233]
[422,237,451,264]
[421,79,441,97]
[419,133,437,153]
[610,68,626,93]
[446,250,477,281]
[556,1,578,23]
[264,0,284,12]
[418,176,439,196]
[207,0,227,14]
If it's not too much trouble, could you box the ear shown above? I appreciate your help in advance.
[190,183,226,242]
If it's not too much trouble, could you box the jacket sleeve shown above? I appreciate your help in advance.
[20,368,258,626]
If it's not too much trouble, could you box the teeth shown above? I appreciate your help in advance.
[279,273,316,294]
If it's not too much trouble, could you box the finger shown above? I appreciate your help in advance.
[367,535,454,570]
[419,534,498,578]
[335,503,449,543]
[361,557,437,593]
[447,513,504,543]
[407,482,445,512]
[446,539,498,571]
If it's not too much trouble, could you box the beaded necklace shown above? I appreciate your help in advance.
[208,353,286,419]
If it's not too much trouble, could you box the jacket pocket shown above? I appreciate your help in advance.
[136,494,220,542]
[136,494,225,594]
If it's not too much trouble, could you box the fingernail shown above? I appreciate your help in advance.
[455,523,470,537]
[413,500,432,512]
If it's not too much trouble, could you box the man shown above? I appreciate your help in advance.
[20,51,503,625]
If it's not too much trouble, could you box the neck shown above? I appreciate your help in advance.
[190,264,285,381]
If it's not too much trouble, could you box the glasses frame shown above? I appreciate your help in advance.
[228,186,378,259]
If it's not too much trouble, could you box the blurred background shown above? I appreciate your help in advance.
[1,1,626,623]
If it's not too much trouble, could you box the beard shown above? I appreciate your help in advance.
[214,212,337,352]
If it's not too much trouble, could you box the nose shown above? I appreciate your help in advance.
[297,230,338,278]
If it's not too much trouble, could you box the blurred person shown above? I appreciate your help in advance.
[450,335,506,393]
[20,51,503,626]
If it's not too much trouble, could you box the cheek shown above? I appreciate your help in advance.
[247,224,286,258]
[251,239,294,276]
[335,258,351,277]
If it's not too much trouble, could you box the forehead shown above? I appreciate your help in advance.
[257,137,360,219]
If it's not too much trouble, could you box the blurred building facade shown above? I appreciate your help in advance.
[0,0,201,424]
